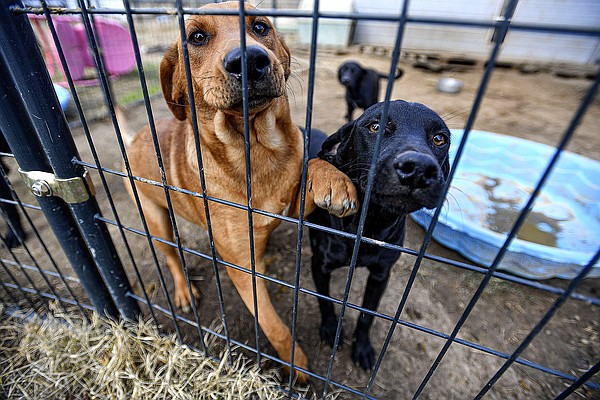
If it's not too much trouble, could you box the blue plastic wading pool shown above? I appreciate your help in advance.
[411,129,600,280]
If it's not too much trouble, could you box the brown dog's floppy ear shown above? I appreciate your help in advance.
[160,43,188,121]
[318,121,354,164]
[276,32,292,80]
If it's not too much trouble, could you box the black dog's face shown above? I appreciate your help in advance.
[320,100,451,215]
[338,61,364,87]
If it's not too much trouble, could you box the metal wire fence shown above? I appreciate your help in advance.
[0,0,598,398]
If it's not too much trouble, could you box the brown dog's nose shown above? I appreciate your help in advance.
[393,151,440,188]
[223,45,271,82]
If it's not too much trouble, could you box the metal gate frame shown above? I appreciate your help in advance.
[0,0,598,398]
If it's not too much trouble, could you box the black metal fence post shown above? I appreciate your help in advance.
[0,67,118,319]
[0,0,139,320]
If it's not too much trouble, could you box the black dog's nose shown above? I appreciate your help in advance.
[223,45,271,82]
[393,151,440,188]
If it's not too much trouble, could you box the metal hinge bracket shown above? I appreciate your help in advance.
[19,169,95,204]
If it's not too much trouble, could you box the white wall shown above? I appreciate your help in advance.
[353,0,600,64]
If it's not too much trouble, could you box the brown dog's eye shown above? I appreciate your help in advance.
[432,133,448,146]
[368,122,380,133]
[252,21,270,36]
[189,30,209,46]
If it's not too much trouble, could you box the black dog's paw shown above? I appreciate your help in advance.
[320,318,343,348]
[352,339,376,370]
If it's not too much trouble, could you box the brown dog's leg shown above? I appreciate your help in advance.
[215,228,309,384]
[140,193,199,311]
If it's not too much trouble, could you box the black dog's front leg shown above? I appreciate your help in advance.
[345,95,355,122]
[311,258,344,347]
[352,266,391,370]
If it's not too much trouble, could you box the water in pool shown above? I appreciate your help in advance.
[449,172,596,253]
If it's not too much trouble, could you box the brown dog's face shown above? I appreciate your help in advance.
[160,1,291,120]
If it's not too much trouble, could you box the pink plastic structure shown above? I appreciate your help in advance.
[30,15,135,85]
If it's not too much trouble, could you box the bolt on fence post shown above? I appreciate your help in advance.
[0,0,140,320]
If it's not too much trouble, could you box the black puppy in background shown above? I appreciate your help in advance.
[338,61,404,122]
[308,100,450,370]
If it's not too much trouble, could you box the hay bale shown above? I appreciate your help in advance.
[0,304,308,399]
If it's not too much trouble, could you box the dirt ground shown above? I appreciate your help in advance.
[1,46,599,399]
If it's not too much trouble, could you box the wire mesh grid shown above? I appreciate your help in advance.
[0,0,599,398]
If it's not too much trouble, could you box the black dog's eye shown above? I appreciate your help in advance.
[368,122,380,133]
[432,133,448,146]
[189,30,209,46]
[252,21,270,36]
[368,120,392,133]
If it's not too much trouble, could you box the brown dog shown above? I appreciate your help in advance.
[124,2,356,383]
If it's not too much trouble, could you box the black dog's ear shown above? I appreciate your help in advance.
[318,121,355,163]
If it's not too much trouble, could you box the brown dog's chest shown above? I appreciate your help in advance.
[160,121,302,230]
[208,110,303,211]
[205,137,301,214]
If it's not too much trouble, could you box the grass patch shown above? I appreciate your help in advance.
[117,82,162,106]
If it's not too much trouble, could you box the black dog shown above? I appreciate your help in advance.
[308,100,450,370]
[0,132,25,249]
[338,61,404,122]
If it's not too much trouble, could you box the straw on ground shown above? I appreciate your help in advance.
[0,304,317,399]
